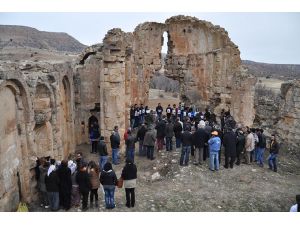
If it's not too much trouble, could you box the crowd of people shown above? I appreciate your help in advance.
[34,101,292,212]
[35,152,137,211]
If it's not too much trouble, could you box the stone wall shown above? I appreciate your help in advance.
[0,60,75,211]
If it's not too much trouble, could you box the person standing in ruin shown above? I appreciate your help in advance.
[38,159,50,209]
[252,128,259,162]
[144,124,157,160]
[139,103,145,125]
[100,162,118,209]
[244,129,255,164]
[156,103,163,120]
[257,128,267,167]
[165,119,174,151]
[223,129,237,169]
[133,104,140,128]
[57,160,72,211]
[98,136,108,171]
[289,195,300,212]
[88,110,98,134]
[121,159,137,208]
[180,125,193,166]
[208,131,221,171]
[171,104,177,123]
[130,105,135,129]
[192,121,209,165]
[125,129,137,163]
[88,161,100,208]
[76,162,91,211]
[137,123,147,156]
[235,129,245,166]
[166,104,172,120]
[89,121,100,154]
[110,126,120,165]
[173,118,183,149]
[45,159,60,211]
[155,117,166,151]
[70,161,80,208]
[268,134,279,172]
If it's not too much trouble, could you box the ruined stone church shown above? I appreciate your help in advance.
[0,15,299,211]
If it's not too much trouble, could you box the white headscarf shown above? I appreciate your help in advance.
[47,165,56,176]
[68,160,77,174]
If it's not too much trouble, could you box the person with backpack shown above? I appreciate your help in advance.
[125,129,137,163]
[173,118,183,149]
[100,162,118,209]
[144,125,157,160]
[121,159,137,208]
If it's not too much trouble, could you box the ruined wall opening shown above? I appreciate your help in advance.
[61,76,72,158]
[0,86,22,211]
[33,83,54,158]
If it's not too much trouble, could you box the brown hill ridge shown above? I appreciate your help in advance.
[0,25,86,53]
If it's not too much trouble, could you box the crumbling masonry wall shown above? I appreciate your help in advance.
[0,61,75,211]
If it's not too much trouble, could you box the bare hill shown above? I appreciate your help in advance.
[242,60,300,80]
[0,25,86,53]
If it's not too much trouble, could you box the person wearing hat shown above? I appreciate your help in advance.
[76,162,91,211]
[100,162,118,209]
[121,159,137,208]
[208,131,221,171]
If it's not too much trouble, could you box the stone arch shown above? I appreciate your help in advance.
[0,79,31,211]
[61,75,73,158]
[33,82,55,159]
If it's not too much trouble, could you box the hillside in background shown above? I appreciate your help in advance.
[0,25,86,53]
[242,60,300,80]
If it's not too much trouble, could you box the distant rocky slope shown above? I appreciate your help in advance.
[242,60,300,80]
[0,25,86,53]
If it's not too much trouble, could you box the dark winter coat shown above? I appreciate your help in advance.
[45,171,60,192]
[126,134,136,149]
[57,165,72,193]
[270,140,279,154]
[181,131,193,147]
[98,140,108,156]
[165,122,174,138]
[192,128,209,148]
[156,105,163,115]
[223,131,237,157]
[110,132,120,149]
[258,133,267,148]
[38,165,48,192]
[100,170,118,186]
[143,128,157,147]
[137,125,147,141]
[88,115,98,133]
[173,122,183,138]
[76,170,91,193]
[236,134,245,154]
[155,120,166,139]
[121,163,137,180]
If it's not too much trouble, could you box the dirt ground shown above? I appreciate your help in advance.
[147,89,180,110]
[30,141,300,212]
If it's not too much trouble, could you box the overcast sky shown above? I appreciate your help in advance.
[0,12,299,64]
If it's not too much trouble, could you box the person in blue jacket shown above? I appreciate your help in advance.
[208,131,221,171]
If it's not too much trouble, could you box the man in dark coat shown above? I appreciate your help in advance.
[57,160,72,210]
[121,159,137,208]
[110,126,120,165]
[165,120,174,151]
[45,161,60,211]
[125,130,137,162]
[156,103,163,120]
[236,129,245,165]
[137,124,147,156]
[223,129,237,168]
[192,122,209,165]
[180,126,193,166]
[155,118,166,151]
[173,118,183,148]
[76,163,91,211]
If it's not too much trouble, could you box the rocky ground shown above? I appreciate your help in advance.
[30,142,300,212]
